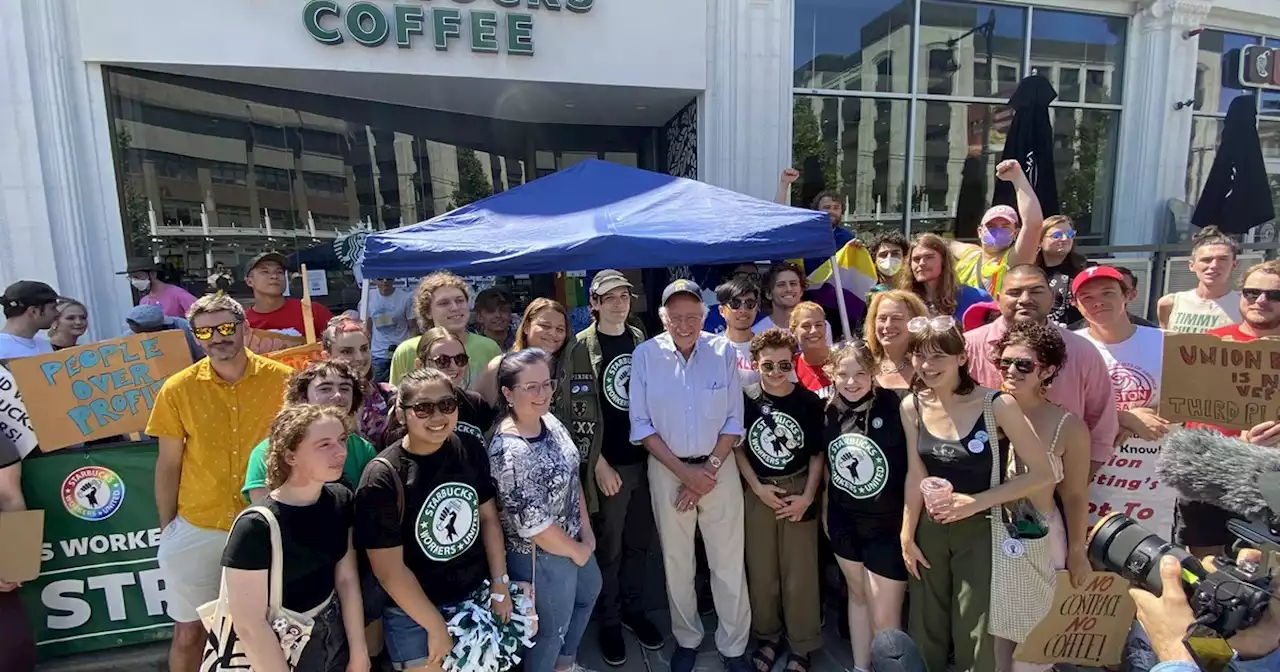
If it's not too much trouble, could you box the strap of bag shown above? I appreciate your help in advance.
[983,391,1001,493]
[250,506,287,614]
[371,456,403,522]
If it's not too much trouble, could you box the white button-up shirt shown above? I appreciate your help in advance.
[629,332,744,458]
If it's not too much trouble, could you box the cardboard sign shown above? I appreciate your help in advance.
[1160,332,1280,430]
[247,328,305,355]
[0,509,44,582]
[263,343,324,371]
[0,365,39,459]
[1089,435,1179,538]
[6,332,193,451]
[1015,571,1136,667]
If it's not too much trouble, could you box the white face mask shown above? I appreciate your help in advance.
[130,278,151,292]
[876,257,903,277]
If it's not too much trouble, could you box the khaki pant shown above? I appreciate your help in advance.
[649,456,752,657]
[909,514,994,672]
[743,469,822,655]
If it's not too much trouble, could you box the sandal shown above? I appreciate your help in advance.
[751,641,782,672]
[783,653,810,672]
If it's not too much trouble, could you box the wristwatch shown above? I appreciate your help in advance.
[493,574,510,584]
[708,455,723,471]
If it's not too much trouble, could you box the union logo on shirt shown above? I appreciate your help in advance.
[416,482,480,562]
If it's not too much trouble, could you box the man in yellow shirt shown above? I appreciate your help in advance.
[146,293,293,672]
[387,271,501,385]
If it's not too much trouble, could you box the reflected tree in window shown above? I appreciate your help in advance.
[1059,113,1105,228]
[115,128,151,257]
[791,97,838,206]
[451,148,493,208]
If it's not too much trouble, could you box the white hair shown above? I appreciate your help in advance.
[658,304,710,325]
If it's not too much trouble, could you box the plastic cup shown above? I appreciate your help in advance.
[920,477,954,517]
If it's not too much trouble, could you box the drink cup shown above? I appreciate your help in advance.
[920,477,954,518]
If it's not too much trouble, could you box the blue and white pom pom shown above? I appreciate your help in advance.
[442,580,536,672]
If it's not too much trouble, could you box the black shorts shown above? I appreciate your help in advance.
[1174,498,1235,548]
[827,511,908,582]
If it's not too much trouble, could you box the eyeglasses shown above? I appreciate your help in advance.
[512,380,558,395]
[998,357,1039,374]
[192,321,240,340]
[1048,230,1076,240]
[726,297,758,311]
[400,397,459,418]
[757,360,794,374]
[906,315,957,334]
[1242,288,1280,303]
[430,353,470,369]
[732,271,760,282]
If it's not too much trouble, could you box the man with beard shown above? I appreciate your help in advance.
[242,252,333,339]
[752,262,833,345]
[963,264,1118,474]
[0,281,61,360]
[146,294,293,672]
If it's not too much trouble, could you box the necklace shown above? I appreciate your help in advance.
[880,358,906,375]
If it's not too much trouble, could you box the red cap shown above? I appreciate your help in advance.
[962,301,1001,332]
[1070,265,1125,296]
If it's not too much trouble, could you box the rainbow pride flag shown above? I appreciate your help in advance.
[804,240,879,337]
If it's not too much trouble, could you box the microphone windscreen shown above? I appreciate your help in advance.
[871,630,926,672]
[1159,429,1280,521]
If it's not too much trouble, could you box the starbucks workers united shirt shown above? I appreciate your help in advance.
[741,386,825,478]
[354,433,495,607]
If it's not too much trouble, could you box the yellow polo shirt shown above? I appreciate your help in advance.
[146,350,294,531]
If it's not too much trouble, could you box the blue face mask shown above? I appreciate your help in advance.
[980,226,1015,250]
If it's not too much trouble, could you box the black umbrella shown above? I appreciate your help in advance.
[993,75,1060,217]
[1192,94,1275,234]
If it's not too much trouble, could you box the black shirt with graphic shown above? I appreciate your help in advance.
[1045,263,1087,327]
[221,483,353,613]
[355,434,495,607]
[824,387,908,519]
[597,331,644,465]
[741,386,825,478]
[383,390,494,449]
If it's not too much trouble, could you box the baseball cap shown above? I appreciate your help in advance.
[981,205,1020,228]
[2,281,62,312]
[661,279,703,306]
[246,251,290,275]
[590,270,633,296]
[126,304,176,332]
[1071,265,1126,296]
[961,301,1001,332]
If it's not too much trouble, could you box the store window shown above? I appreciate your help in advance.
[792,0,1125,241]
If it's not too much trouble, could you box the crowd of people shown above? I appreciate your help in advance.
[0,160,1278,672]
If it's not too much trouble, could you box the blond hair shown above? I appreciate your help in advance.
[824,340,878,411]
[264,404,349,489]
[413,271,471,327]
[787,301,826,332]
[863,289,928,362]
[513,298,569,355]
[1241,259,1280,288]
[187,293,246,323]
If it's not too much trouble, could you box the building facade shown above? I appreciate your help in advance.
[1,0,1277,340]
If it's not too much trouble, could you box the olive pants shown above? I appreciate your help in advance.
[909,514,994,672]
[743,470,823,655]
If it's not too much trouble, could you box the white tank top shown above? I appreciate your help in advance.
[1168,290,1241,334]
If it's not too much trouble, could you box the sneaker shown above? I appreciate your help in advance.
[565,664,600,672]
[721,653,754,672]
[622,613,665,651]
[599,624,627,667]
[671,647,699,672]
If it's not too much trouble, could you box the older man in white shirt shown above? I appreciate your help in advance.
[630,279,752,672]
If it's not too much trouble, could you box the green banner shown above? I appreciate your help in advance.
[20,442,172,659]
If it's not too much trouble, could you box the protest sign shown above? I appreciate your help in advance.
[264,343,324,371]
[1015,571,1135,667]
[247,328,305,355]
[1089,435,1179,538]
[0,509,44,582]
[0,365,39,458]
[1161,332,1280,430]
[7,332,192,451]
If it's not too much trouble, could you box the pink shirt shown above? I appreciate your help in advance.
[141,283,197,319]
[964,316,1118,462]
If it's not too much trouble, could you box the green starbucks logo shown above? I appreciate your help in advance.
[603,354,631,411]
[456,421,483,441]
[829,434,889,499]
[416,482,480,562]
[748,411,803,470]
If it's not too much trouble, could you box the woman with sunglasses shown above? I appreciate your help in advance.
[322,317,397,448]
[47,299,88,350]
[736,328,825,672]
[864,290,929,393]
[1037,216,1090,327]
[488,348,600,672]
[382,327,496,448]
[898,315,1054,672]
[475,299,573,423]
[989,321,1091,672]
[356,367,512,672]
[790,301,834,398]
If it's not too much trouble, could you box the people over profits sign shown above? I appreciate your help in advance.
[1015,571,1135,667]
[6,332,193,451]
[1160,333,1280,430]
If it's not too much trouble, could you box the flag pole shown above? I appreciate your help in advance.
[830,244,852,341]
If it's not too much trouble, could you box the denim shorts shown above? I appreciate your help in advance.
[383,605,435,670]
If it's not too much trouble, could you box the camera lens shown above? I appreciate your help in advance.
[1088,513,1203,595]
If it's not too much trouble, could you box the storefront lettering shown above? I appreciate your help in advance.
[302,0,594,55]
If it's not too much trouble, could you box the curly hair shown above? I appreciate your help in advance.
[871,230,909,259]
[749,327,798,360]
[265,403,349,490]
[1191,225,1240,259]
[413,271,471,327]
[989,320,1068,389]
[907,321,977,395]
[284,360,364,417]
[899,233,960,318]
[863,289,929,362]
[763,261,808,298]
[512,298,569,356]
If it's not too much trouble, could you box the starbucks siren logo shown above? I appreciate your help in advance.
[828,434,889,499]
[416,482,480,562]
[748,412,804,470]
[61,466,126,521]
[603,354,631,411]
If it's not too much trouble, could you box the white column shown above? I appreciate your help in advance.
[0,0,131,341]
[700,0,794,202]
[1109,0,1213,246]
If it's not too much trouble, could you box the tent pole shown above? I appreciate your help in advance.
[830,254,852,342]
[360,279,370,321]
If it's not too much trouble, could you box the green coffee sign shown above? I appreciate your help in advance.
[302,0,594,56]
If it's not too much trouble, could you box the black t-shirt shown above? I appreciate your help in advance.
[1045,263,1085,327]
[355,435,495,607]
[741,386,825,477]
[221,484,354,613]
[914,393,1009,495]
[384,390,494,448]
[825,387,908,518]
[597,331,643,465]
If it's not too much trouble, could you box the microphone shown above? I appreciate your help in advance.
[1158,429,1280,523]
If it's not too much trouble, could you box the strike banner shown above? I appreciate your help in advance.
[1088,435,1179,539]
[1015,571,1135,667]
[1160,332,1280,430]
[7,333,192,451]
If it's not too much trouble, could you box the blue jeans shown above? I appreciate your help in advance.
[508,548,602,672]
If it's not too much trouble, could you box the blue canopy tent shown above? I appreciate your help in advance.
[359,159,838,278]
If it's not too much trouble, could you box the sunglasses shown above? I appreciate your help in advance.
[400,397,459,418]
[726,297,759,311]
[998,357,1039,374]
[1242,288,1280,303]
[430,353,470,369]
[732,271,760,282]
[1048,230,1076,240]
[906,315,957,334]
[192,321,240,340]
[757,360,794,374]
[513,380,558,395]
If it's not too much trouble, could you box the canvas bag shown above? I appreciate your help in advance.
[983,392,1056,642]
[197,506,329,671]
